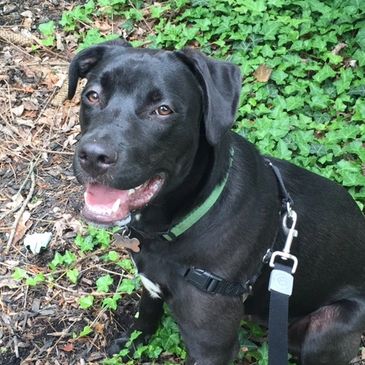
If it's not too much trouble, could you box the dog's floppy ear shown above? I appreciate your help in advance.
[68,39,132,100]
[176,48,241,145]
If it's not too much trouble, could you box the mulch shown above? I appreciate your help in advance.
[0,3,140,364]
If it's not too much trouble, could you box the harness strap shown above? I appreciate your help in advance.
[264,158,294,211]
[175,265,252,296]
[171,158,294,298]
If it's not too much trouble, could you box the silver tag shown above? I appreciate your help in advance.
[269,269,293,296]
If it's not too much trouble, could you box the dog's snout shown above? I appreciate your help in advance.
[78,142,117,176]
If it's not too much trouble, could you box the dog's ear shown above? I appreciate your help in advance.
[68,39,132,100]
[176,48,242,145]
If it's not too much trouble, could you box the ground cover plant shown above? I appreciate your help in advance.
[0,0,364,364]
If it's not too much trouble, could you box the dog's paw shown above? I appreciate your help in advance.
[107,333,130,357]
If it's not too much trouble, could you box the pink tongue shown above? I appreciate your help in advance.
[85,183,129,206]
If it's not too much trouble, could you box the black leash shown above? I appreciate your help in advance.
[266,158,299,365]
[268,263,293,365]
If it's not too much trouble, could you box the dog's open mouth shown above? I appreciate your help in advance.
[82,175,165,225]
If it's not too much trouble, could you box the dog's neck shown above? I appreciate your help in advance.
[132,133,233,236]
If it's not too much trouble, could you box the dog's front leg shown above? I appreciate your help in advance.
[170,290,242,365]
[133,287,164,338]
[107,288,164,355]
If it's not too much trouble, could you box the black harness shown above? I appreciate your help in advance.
[128,155,298,365]
[162,158,295,299]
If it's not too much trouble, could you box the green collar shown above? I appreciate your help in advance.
[162,147,234,241]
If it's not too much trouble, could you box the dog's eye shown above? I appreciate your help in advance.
[85,91,100,104]
[155,105,173,116]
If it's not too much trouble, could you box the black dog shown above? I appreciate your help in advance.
[68,40,365,365]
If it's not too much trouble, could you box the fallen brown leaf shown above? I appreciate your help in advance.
[94,322,105,334]
[42,70,60,89]
[61,343,74,352]
[13,210,32,245]
[23,100,39,111]
[253,64,272,82]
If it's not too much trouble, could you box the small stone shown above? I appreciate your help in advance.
[3,4,17,15]
[21,10,33,18]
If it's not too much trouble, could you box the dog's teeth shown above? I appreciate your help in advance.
[128,188,136,196]
[84,192,88,202]
[135,184,143,190]
[111,199,121,213]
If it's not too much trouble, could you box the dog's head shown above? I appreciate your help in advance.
[68,40,241,225]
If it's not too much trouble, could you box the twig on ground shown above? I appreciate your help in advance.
[33,148,73,155]
[5,162,36,254]
[47,319,78,355]
[97,266,126,277]
[34,87,59,125]
[0,157,38,221]
[50,282,116,297]
[5,79,15,123]
[13,335,19,358]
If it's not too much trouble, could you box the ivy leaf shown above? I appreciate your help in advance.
[79,325,93,337]
[63,250,77,265]
[352,99,365,121]
[270,69,288,85]
[258,342,269,365]
[102,293,121,310]
[337,160,365,186]
[66,268,79,284]
[96,229,110,247]
[261,21,281,40]
[356,27,365,50]
[118,278,138,294]
[75,235,94,252]
[353,50,365,67]
[285,96,304,111]
[117,258,135,273]
[38,21,55,36]
[275,139,292,159]
[26,274,45,287]
[49,252,64,270]
[313,64,336,83]
[79,295,94,309]
[96,274,114,292]
[334,68,353,94]
[104,251,119,262]
[12,268,28,281]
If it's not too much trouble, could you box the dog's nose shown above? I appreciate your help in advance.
[78,142,117,175]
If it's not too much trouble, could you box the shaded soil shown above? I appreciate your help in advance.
[0,1,140,364]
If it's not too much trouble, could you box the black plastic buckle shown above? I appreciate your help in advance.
[184,268,222,293]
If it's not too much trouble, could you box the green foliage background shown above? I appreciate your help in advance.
[39,0,365,210]
[35,1,365,364]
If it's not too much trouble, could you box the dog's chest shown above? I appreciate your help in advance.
[139,275,162,298]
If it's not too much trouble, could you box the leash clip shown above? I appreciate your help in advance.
[269,210,299,274]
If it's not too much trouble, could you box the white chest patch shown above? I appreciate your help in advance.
[140,274,162,299]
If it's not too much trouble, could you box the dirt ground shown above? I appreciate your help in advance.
[0,1,141,364]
